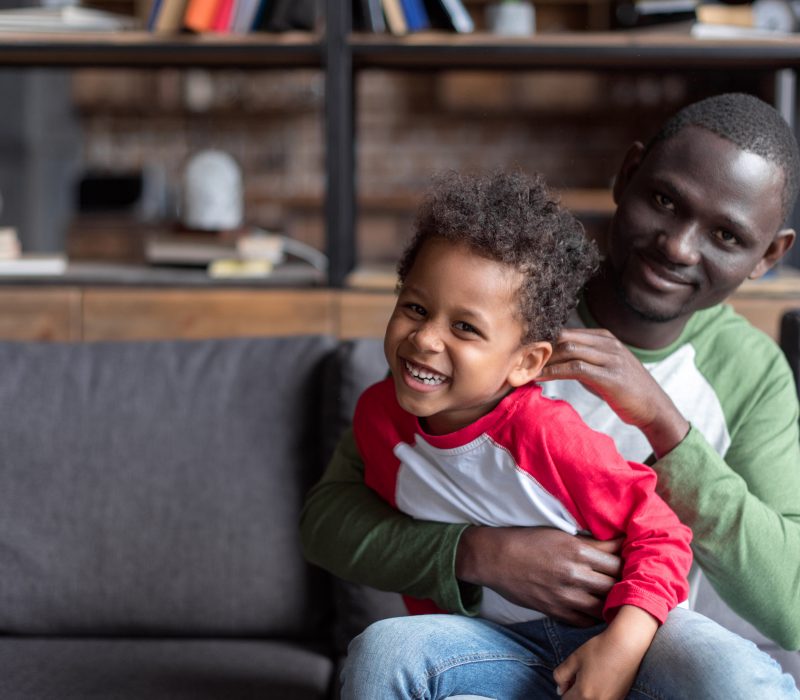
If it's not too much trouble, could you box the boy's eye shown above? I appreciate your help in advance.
[653,192,675,211]
[404,303,426,317]
[453,321,479,335]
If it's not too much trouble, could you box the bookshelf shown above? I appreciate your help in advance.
[3,0,800,290]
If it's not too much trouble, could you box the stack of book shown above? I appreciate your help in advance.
[144,228,328,281]
[0,228,67,277]
[354,0,474,34]
[146,0,318,34]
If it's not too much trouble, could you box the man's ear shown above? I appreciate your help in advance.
[508,342,553,387]
[749,229,796,280]
[612,141,646,205]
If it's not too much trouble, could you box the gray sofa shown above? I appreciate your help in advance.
[0,333,796,698]
[0,335,393,699]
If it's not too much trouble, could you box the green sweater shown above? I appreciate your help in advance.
[300,302,800,650]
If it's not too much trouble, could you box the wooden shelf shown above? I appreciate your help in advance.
[0,30,323,67]
[350,30,800,70]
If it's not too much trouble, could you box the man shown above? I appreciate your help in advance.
[301,93,800,698]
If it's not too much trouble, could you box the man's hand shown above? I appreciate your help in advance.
[538,328,690,457]
[455,526,622,626]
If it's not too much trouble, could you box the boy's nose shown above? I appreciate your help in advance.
[411,324,444,353]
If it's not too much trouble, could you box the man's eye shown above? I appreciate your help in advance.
[712,229,739,245]
[653,192,675,210]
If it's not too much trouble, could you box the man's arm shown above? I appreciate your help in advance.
[300,427,478,614]
[300,427,622,624]
[541,327,800,650]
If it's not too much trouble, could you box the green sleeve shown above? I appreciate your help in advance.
[299,427,481,615]
[653,361,800,650]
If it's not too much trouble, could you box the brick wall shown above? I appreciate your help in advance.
[71,66,770,266]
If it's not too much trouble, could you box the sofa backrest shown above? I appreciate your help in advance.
[320,338,409,653]
[0,336,336,641]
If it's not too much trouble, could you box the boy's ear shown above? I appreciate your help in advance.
[613,141,646,204]
[508,342,553,387]
[748,228,796,280]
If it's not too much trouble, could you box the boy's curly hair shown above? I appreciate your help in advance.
[397,170,599,344]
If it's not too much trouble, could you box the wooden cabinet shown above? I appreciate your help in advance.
[0,282,795,342]
[0,287,81,341]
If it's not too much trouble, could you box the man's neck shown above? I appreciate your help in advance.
[584,270,690,350]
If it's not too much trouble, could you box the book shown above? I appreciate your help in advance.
[355,0,386,32]
[616,0,697,28]
[230,0,262,32]
[0,254,67,277]
[183,0,222,32]
[424,0,473,32]
[0,6,139,32]
[153,0,190,33]
[212,0,236,31]
[146,0,163,30]
[400,0,430,31]
[382,0,408,34]
[257,0,317,31]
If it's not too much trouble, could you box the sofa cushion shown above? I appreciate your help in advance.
[0,637,333,700]
[0,336,336,639]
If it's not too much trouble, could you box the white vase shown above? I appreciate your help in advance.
[486,2,536,35]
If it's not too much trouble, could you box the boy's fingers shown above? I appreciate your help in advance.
[553,654,578,695]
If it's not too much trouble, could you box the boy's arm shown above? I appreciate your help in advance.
[299,427,479,615]
[554,605,659,700]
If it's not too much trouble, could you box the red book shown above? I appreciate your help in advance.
[212,0,235,31]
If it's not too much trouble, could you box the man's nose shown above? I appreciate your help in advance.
[411,322,445,352]
[657,223,702,266]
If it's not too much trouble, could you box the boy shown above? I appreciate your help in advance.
[350,170,692,699]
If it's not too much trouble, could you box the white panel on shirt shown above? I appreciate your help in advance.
[393,433,581,624]
[541,344,731,463]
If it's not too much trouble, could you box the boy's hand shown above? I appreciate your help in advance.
[538,328,690,457]
[553,606,659,700]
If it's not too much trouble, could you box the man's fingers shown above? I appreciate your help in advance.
[578,537,624,578]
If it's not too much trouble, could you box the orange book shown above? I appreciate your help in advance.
[183,0,221,31]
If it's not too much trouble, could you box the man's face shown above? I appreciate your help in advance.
[606,126,791,325]
[383,238,537,436]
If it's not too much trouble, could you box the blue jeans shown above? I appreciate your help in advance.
[341,607,800,699]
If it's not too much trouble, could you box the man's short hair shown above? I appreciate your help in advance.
[397,170,599,344]
[647,92,800,222]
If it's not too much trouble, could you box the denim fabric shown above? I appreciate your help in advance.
[341,607,800,699]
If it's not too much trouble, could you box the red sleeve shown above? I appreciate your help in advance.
[508,395,693,625]
[353,377,404,508]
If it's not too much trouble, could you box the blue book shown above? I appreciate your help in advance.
[146,0,163,30]
[400,0,430,30]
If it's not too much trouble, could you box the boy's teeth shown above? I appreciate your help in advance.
[405,361,446,385]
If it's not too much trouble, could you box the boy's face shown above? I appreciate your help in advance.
[607,126,793,327]
[384,238,550,436]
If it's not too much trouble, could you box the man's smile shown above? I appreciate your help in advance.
[635,251,697,292]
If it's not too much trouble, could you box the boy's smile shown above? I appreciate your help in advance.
[384,237,550,436]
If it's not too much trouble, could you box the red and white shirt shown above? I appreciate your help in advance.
[354,377,692,625]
